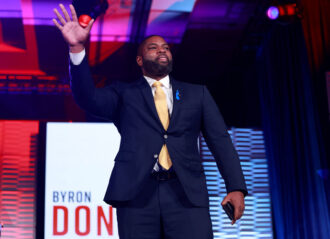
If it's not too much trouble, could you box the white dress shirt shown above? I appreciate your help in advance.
[143,75,173,116]
[69,49,86,65]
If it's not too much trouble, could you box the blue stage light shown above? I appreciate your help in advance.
[267,6,279,20]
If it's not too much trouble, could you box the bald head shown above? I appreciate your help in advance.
[137,35,166,56]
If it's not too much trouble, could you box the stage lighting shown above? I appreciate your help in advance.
[267,6,280,20]
[266,3,301,20]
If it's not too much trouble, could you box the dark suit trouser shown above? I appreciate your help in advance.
[116,175,214,239]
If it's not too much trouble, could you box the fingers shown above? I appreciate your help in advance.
[69,4,78,22]
[234,204,241,220]
[230,205,241,225]
[59,4,71,22]
[52,18,63,31]
[53,8,66,25]
[236,204,244,219]
[54,3,73,27]
[232,203,244,225]
[85,18,95,33]
[221,195,229,206]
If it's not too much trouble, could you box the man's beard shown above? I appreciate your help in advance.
[142,57,173,77]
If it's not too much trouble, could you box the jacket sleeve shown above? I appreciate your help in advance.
[201,85,248,196]
[70,55,120,120]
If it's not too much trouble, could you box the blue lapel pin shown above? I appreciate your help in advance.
[176,89,181,100]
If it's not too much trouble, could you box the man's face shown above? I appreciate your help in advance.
[137,36,173,77]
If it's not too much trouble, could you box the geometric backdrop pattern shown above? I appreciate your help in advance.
[0,120,39,239]
[200,128,273,239]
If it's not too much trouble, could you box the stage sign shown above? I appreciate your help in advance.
[44,122,120,239]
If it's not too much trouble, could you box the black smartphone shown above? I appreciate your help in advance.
[222,202,235,221]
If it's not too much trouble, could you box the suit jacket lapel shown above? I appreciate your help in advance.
[168,77,182,130]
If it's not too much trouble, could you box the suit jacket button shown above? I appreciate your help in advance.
[154,154,158,158]
[164,134,168,139]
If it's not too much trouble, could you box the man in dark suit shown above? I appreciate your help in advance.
[53,4,247,239]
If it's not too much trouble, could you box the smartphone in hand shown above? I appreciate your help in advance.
[222,202,235,221]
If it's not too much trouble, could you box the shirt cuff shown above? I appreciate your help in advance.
[69,49,86,65]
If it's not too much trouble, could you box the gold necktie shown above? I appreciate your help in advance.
[152,81,172,170]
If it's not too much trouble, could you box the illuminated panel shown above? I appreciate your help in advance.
[0,0,133,75]
[0,76,70,95]
[0,1,22,18]
[0,0,45,75]
[45,122,120,238]
[0,0,135,42]
[87,0,135,65]
[89,0,135,43]
[0,120,39,239]
[0,1,70,23]
[201,128,273,238]
[146,0,196,43]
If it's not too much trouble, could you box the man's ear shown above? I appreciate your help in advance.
[136,56,143,67]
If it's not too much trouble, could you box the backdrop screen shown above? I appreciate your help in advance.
[44,123,273,239]
[44,122,121,239]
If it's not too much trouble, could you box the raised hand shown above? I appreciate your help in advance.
[53,4,94,53]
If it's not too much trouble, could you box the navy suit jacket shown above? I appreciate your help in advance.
[70,56,247,207]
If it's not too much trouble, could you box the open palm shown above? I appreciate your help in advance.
[53,4,94,52]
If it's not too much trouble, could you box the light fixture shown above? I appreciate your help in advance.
[266,3,301,20]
